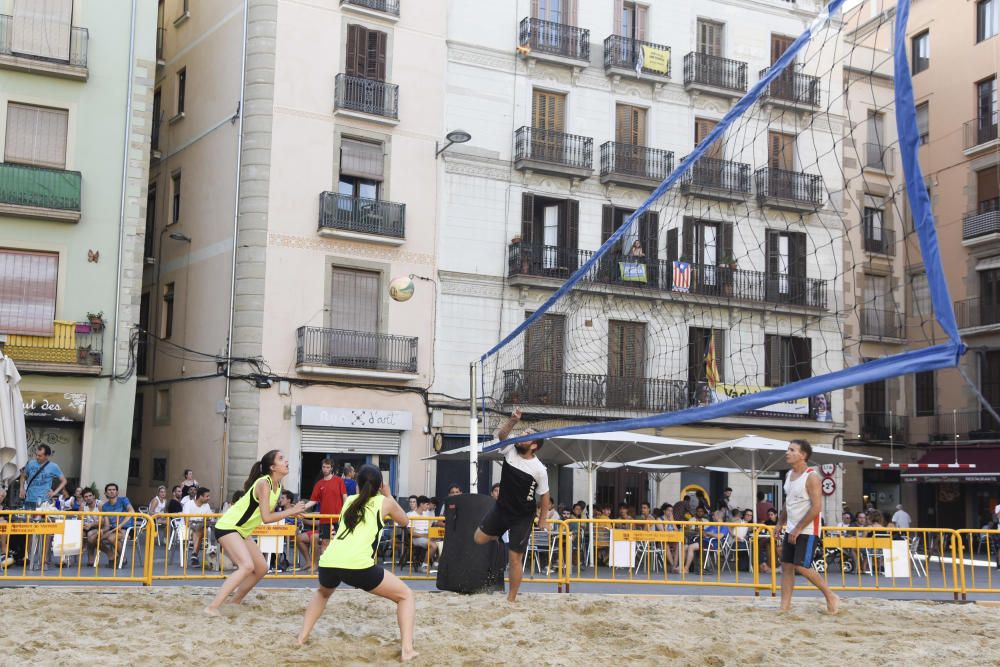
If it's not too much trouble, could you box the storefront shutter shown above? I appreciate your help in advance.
[300,428,401,455]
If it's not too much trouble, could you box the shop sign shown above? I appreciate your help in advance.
[295,406,412,431]
[22,391,86,423]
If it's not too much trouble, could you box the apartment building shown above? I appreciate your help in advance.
[432,0,847,516]
[0,1,155,493]
[138,0,444,501]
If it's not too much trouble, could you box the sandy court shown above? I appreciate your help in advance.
[1,587,998,666]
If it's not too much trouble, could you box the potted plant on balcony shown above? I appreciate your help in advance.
[77,345,92,365]
[87,311,104,332]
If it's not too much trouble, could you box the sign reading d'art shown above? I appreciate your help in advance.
[295,406,412,431]
[22,391,87,423]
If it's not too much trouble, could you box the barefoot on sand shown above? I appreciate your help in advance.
[825,594,840,615]
[401,649,419,662]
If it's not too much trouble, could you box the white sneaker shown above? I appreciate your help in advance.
[0,555,12,568]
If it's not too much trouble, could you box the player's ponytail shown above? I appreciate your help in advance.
[340,464,382,535]
[243,449,279,492]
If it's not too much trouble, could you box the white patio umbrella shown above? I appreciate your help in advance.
[654,435,882,521]
[0,352,27,488]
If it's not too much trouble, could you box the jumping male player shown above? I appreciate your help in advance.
[473,408,550,602]
[776,439,839,614]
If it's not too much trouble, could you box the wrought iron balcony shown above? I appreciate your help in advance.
[507,243,829,309]
[296,326,417,374]
[2,320,103,375]
[341,0,400,17]
[679,156,751,201]
[759,66,821,108]
[0,162,82,220]
[963,116,999,150]
[513,126,593,178]
[864,142,895,172]
[858,412,906,442]
[519,18,589,63]
[683,52,747,95]
[603,35,671,79]
[754,167,824,210]
[860,307,904,339]
[863,222,895,256]
[599,142,672,189]
[962,207,1000,240]
[334,73,398,121]
[955,297,1000,330]
[907,411,981,443]
[0,14,88,71]
[319,191,405,240]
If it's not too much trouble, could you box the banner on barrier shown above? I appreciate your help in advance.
[0,522,63,535]
[251,524,297,537]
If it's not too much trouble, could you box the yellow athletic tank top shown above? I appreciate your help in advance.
[319,494,384,570]
[215,476,282,537]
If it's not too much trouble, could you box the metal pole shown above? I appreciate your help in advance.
[469,362,478,491]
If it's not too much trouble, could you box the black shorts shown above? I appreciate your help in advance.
[479,504,534,554]
[318,564,385,592]
[213,526,240,541]
[781,533,819,568]
[318,523,334,540]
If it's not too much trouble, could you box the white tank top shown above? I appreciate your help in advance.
[783,468,819,535]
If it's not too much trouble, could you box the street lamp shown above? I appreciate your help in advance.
[435,129,472,158]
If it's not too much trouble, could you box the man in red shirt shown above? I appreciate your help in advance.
[305,458,348,554]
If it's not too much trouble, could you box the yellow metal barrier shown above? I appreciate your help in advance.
[804,526,961,596]
[562,519,775,594]
[0,509,155,584]
[954,529,1000,597]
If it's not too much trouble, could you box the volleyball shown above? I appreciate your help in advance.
[389,276,415,302]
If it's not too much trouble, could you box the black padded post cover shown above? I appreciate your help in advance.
[436,493,505,594]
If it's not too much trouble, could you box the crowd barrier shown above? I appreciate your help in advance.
[2,509,999,599]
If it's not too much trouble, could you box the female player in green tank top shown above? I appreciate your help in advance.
[298,463,417,662]
[205,449,307,615]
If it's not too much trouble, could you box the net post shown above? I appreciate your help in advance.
[469,362,478,492]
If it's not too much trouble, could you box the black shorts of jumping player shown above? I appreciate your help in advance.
[318,564,385,592]
[781,533,818,568]
[479,504,534,554]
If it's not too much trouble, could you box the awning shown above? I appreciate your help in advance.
[901,447,1000,482]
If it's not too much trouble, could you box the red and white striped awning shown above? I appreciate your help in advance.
[875,463,976,469]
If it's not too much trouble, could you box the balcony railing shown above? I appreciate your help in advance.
[683,52,747,93]
[759,66,821,107]
[519,17,589,62]
[0,14,88,68]
[860,307,904,339]
[963,116,998,150]
[319,191,405,239]
[334,73,398,120]
[863,223,895,256]
[296,326,417,373]
[0,162,81,211]
[599,142,672,184]
[679,156,752,196]
[955,297,1000,329]
[341,0,400,16]
[908,411,982,443]
[501,369,827,419]
[604,35,671,78]
[507,243,829,309]
[963,208,1000,240]
[514,126,593,172]
[754,167,824,207]
[858,412,906,442]
[864,142,894,172]
[2,320,103,369]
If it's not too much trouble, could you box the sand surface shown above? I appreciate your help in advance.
[1,587,998,666]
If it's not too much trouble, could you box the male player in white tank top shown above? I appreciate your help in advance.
[776,439,839,613]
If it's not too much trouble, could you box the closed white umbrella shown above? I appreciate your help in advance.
[0,352,27,488]
[655,435,882,521]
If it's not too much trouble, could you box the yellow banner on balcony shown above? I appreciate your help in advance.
[5,320,77,364]
[640,45,670,74]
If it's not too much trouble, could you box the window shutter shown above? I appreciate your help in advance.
[615,104,630,144]
[794,337,812,381]
[12,0,72,61]
[629,322,646,377]
[340,139,384,181]
[632,107,645,145]
[766,231,779,275]
[601,205,614,243]
[0,249,58,335]
[533,90,564,131]
[530,0,539,19]
[771,34,793,64]
[720,223,733,262]
[641,211,659,260]
[521,192,535,243]
[666,228,678,264]
[681,217,694,260]
[978,166,1000,206]
[608,321,622,376]
[369,30,388,81]
[4,103,68,168]
[714,329,726,381]
[789,232,807,280]
[566,0,578,25]
[330,268,379,333]
[613,0,624,35]
[635,5,647,41]
[562,199,579,250]
[345,24,365,77]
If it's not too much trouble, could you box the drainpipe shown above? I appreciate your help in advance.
[112,0,139,375]
[221,0,249,497]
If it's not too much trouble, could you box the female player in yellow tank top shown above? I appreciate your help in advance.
[298,463,417,661]
[205,449,307,615]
